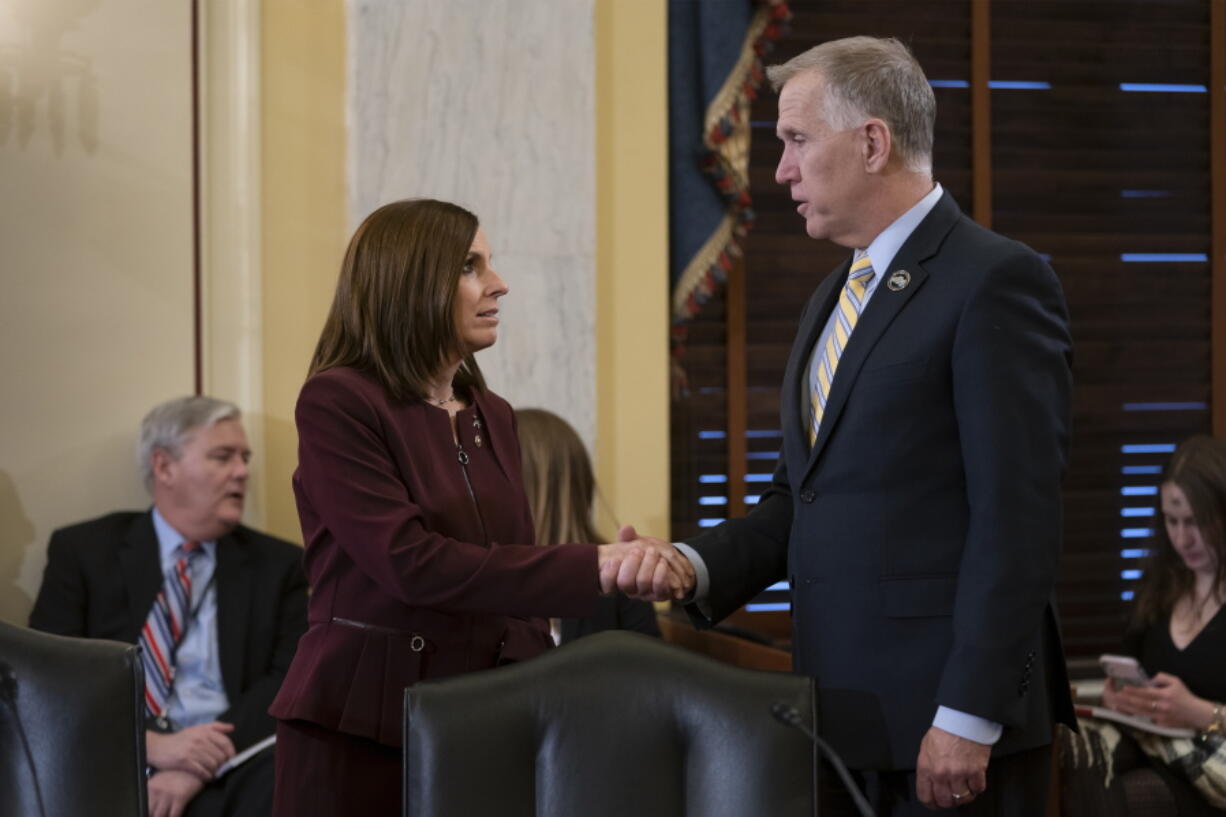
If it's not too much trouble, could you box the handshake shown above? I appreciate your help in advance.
[596,525,696,602]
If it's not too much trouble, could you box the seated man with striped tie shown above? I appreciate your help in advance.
[30,395,308,817]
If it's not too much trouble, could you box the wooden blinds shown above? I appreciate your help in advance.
[669,0,1219,663]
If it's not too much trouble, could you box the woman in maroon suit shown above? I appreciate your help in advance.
[269,199,690,816]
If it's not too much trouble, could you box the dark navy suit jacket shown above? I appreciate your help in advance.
[687,191,1076,770]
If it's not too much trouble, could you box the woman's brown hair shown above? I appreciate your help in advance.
[309,198,486,400]
[516,409,602,546]
[1134,434,1226,625]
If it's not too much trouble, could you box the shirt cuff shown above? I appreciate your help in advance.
[671,541,713,617]
[933,706,1003,745]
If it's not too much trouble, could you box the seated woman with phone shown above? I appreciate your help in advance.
[1063,436,1226,814]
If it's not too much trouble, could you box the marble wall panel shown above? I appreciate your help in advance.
[348,0,597,447]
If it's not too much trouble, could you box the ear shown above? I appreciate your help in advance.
[150,448,177,487]
[861,118,892,174]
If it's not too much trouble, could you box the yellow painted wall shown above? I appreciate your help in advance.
[259,0,348,542]
[594,0,671,541]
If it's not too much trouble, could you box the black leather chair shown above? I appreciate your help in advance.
[404,630,818,817]
[0,620,146,817]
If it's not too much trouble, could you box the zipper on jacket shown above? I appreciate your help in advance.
[456,444,490,546]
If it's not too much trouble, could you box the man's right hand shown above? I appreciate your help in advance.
[146,721,236,778]
[596,525,696,601]
[148,769,206,817]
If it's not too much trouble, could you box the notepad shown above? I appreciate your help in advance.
[216,734,276,777]
[1075,705,1196,739]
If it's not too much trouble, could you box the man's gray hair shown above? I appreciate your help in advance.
[766,36,935,175]
[138,395,241,491]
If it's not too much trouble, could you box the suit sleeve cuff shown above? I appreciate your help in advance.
[933,706,1002,745]
[672,541,713,618]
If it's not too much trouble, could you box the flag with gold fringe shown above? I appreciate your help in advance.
[668,0,791,363]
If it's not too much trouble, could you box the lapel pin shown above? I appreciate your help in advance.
[887,270,911,292]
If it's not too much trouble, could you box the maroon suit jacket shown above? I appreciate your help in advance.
[269,367,598,746]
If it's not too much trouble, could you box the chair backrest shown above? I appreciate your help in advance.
[0,620,147,817]
[404,630,816,817]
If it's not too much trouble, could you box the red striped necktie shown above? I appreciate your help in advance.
[138,541,202,727]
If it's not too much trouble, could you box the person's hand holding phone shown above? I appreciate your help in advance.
[1100,653,1156,719]
[1101,656,1218,730]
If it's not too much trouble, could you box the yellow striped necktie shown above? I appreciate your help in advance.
[808,251,875,445]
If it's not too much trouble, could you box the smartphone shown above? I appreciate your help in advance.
[1099,653,1152,688]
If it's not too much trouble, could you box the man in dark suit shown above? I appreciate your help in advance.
[642,36,1075,815]
[30,396,307,817]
